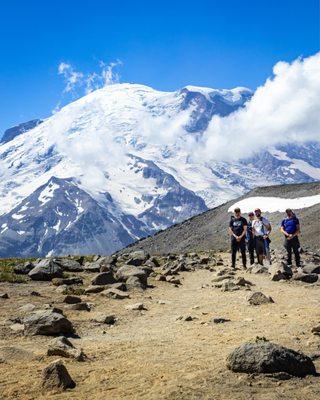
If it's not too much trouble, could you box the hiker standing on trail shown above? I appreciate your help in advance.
[280,208,301,270]
[229,207,247,269]
[252,208,272,265]
[246,212,255,265]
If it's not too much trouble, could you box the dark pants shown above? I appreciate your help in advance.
[247,238,255,265]
[254,237,265,265]
[231,238,246,268]
[284,236,301,267]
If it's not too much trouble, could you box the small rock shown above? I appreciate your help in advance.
[213,317,231,324]
[155,275,166,281]
[47,336,86,361]
[92,313,116,325]
[221,281,240,292]
[166,276,181,285]
[84,285,106,294]
[247,292,274,305]
[23,309,74,336]
[28,259,63,281]
[127,250,149,266]
[302,264,320,275]
[65,302,90,311]
[311,325,320,336]
[52,277,83,286]
[100,288,130,299]
[126,275,146,290]
[63,295,82,304]
[270,270,286,281]
[0,293,9,299]
[292,272,318,283]
[234,277,253,286]
[13,262,34,275]
[125,303,147,311]
[41,359,76,390]
[30,291,41,297]
[19,303,36,313]
[91,271,116,286]
[53,258,83,272]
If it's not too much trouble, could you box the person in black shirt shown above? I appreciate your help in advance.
[228,207,247,269]
[246,212,255,265]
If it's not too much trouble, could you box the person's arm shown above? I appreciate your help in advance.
[239,224,247,240]
[292,220,300,237]
[280,220,291,238]
[228,226,235,237]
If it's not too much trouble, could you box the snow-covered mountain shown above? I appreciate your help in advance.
[0,83,319,257]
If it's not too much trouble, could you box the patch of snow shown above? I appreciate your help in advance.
[228,194,320,213]
[38,182,60,206]
[11,213,24,220]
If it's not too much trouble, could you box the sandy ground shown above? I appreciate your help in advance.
[0,253,320,399]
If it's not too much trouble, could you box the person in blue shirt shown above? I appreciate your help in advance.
[280,208,301,269]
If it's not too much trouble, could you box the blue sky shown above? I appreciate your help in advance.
[0,0,319,134]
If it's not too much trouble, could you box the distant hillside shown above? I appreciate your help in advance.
[119,182,320,255]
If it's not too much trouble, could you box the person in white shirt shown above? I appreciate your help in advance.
[252,208,272,265]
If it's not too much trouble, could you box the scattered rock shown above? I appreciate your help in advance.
[53,258,83,272]
[127,250,149,266]
[65,302,91,311]
[234,277,253,286]
[52,277,83,286]
[115,265,147,287]
[311,325,320,336]
[92,313,116,325]
[126,275,146,290]
[0,293,9,299]
[270,269,286,281]
[13,262,34,275]
[84,285,105,294]
[302,264,320,275]
[220,281,240,292]
[292,272,318,283]
[30,291,41,297]
[247,292,274,305]
[166,276,181,285]
[212,317,231,324]
[41,359,76,390]
[249,265,269,274]
[63,295,82,304]
[125,303,147,311]
[47,336,86,361]
[23,309,74,336]
[101,288,130,299]
[155,275,166,281]
[91,271,116,286]
[19,303,36,313]
[28,259,63,281]
[226,341,316,377]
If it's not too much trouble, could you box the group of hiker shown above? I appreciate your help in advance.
[229,207,301,270]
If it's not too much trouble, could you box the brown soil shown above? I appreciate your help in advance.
[0,253,320,399]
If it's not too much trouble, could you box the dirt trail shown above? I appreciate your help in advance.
[0,253,320,399]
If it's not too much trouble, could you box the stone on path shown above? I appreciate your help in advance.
[47,336,86,361]
[100,288,130,299]
[125,303,147,311]
[23,309,74,336]
[226,341,316,377]
[247,292,274,305]
[41,359,76,390]
[65,302,91,311]
[92,313,116,325]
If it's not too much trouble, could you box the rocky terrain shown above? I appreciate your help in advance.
[122,181,320,255]
[0,249,320,399]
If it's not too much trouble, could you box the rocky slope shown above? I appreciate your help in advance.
[1,83,319,257]
[0,249,319,399]
[121,182,320,255]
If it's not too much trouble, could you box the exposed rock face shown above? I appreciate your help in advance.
[23,309,74,336]
[226,341,316,377]
[41,359,76,390]
[28,259,63,281]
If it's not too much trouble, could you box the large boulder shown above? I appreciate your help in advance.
[91,271,116,286]
[226,341,316,377]
[28,259,63,281]
[115,265,147,286]
[53,258,83,272]
[41,359,76,390]
[23,309,74,336]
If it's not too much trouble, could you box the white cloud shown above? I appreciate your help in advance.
[195,52,320,161]
[58,62,84,93]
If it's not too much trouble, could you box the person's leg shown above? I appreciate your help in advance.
[240,240,247,268]
[231,239,237,268]
[292,237,301,268]
[248,240,255,264]
[255,238,264,265]
[285,238,292,266]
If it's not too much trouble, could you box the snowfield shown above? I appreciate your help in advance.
[228,194,320,213]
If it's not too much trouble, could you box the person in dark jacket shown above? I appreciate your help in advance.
[228,207,247,269]
[246,212,255,265]
[280,208,301,269]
